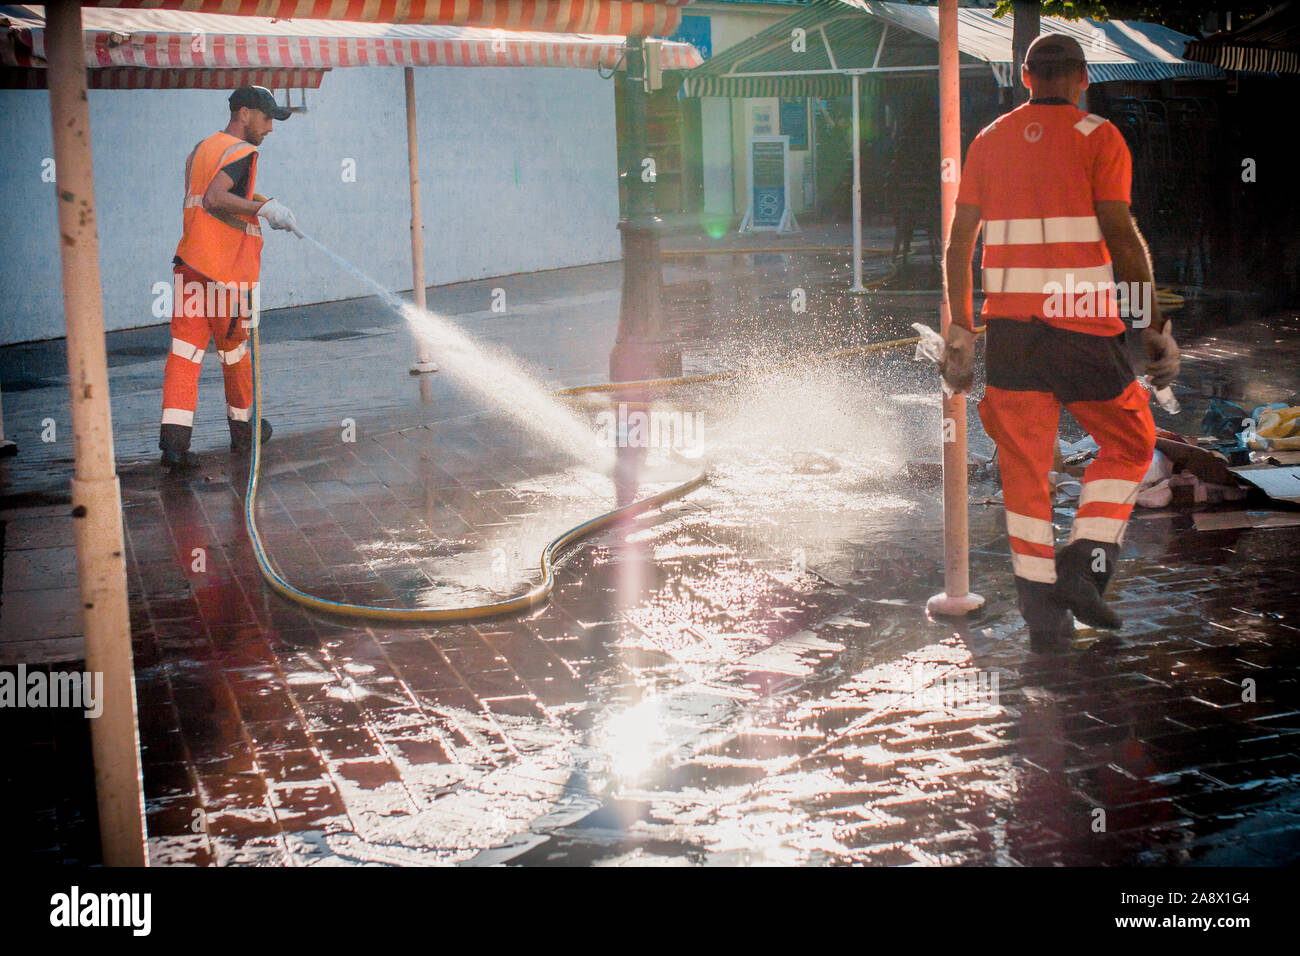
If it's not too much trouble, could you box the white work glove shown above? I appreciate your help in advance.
[1141,322,1180,389]
[258,198,300,235]
[941,324,977,394]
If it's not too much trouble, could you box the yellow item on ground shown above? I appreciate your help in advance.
[1253,406,1300,449]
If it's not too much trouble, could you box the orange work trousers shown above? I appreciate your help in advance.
[160,261,254,448]
[978,319,1156,589]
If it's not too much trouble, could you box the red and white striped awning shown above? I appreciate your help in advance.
[80,0,690,36]
[0,4,702,87]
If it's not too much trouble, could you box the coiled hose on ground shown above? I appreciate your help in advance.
[243,318,926,622]
[243,243,1182,623]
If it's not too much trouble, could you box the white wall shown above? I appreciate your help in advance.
[700,97,733,215]
[0,65,621,345]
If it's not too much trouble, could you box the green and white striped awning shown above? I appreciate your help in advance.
[1185,3,1300,74]
[680,0,1220,99]
[680,0,985,98]
[684,71,939,98]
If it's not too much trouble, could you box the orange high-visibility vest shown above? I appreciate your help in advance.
[174,132,262,286]
[956,103,1134,336]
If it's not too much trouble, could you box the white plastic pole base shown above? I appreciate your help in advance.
[409,361,439,375]
[927,590,985,618]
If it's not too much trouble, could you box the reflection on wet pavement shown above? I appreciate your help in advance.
[7,248,1300,866]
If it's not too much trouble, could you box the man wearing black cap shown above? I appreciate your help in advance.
[942,34,1180,651]
[160,86,300,470]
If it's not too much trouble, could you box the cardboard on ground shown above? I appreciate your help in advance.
[1229,464,1300,503]
[1194,509,1300,531]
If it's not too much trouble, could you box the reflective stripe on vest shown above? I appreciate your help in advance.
[982,263,1116,295]
[174,132,262,287]
[983,216,1102,246]
[1074,113,1107,136]
[972,107,1127,330]
[980,211,1119,321]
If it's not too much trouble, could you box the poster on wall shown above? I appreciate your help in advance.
[750,104,774,136]
[779,98,808,149]
[669,14,712,60]
[739,135,800,234]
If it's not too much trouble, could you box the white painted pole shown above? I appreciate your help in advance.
[928,0,984,619]
[406,67,437,377]
[46,0,148,865]
[808,96,817,212]
[849,72,865,293]
[0,380,16,455]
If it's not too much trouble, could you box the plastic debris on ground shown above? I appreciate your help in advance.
[911,322,954,398]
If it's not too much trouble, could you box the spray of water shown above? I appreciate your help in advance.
[300,234,612,470]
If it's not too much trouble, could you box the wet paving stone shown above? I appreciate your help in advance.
[6,246,1300,865]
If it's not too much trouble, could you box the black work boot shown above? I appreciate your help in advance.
[1054,540,1122,630]
[1016,577,1077,654]
[160,423,200,471]
[160,449,201,471]
[1029,610,1077,654]
[229,418,272,453]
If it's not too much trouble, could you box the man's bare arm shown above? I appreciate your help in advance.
[1096,200,1179,386]
[203,170,265,219]
[938,202,982,392]
[1095,200,1164,332]
[944,202,982,332]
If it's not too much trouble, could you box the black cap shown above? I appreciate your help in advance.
[228,86,291,120]
[1024,33,1087,67]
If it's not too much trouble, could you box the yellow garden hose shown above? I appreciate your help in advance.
[243,321,712,622]
[554,334,928,398]
[1156,288,1184,312]
[661,246,894,257]
[244,320,929,623]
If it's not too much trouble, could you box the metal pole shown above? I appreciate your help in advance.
[611,36,680,384]
[46,0,147,865]
[405,67,437,377]
[928,0,984,619]
[808,96,818,214]
[849,73,865,293]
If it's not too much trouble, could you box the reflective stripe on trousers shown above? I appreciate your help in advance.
[161,262,254,430]
[979,379,1155,586]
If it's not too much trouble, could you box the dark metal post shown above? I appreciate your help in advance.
[611,36,681,384]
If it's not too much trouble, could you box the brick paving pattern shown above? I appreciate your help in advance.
[3,240,1299,865]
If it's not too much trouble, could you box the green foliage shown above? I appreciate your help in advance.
[1104,2,1275,36]
[993,1,1111,21]
[994,1,1279,35]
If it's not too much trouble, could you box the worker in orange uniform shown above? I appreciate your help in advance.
[160,86,301,471]
[941,34,1180,651]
